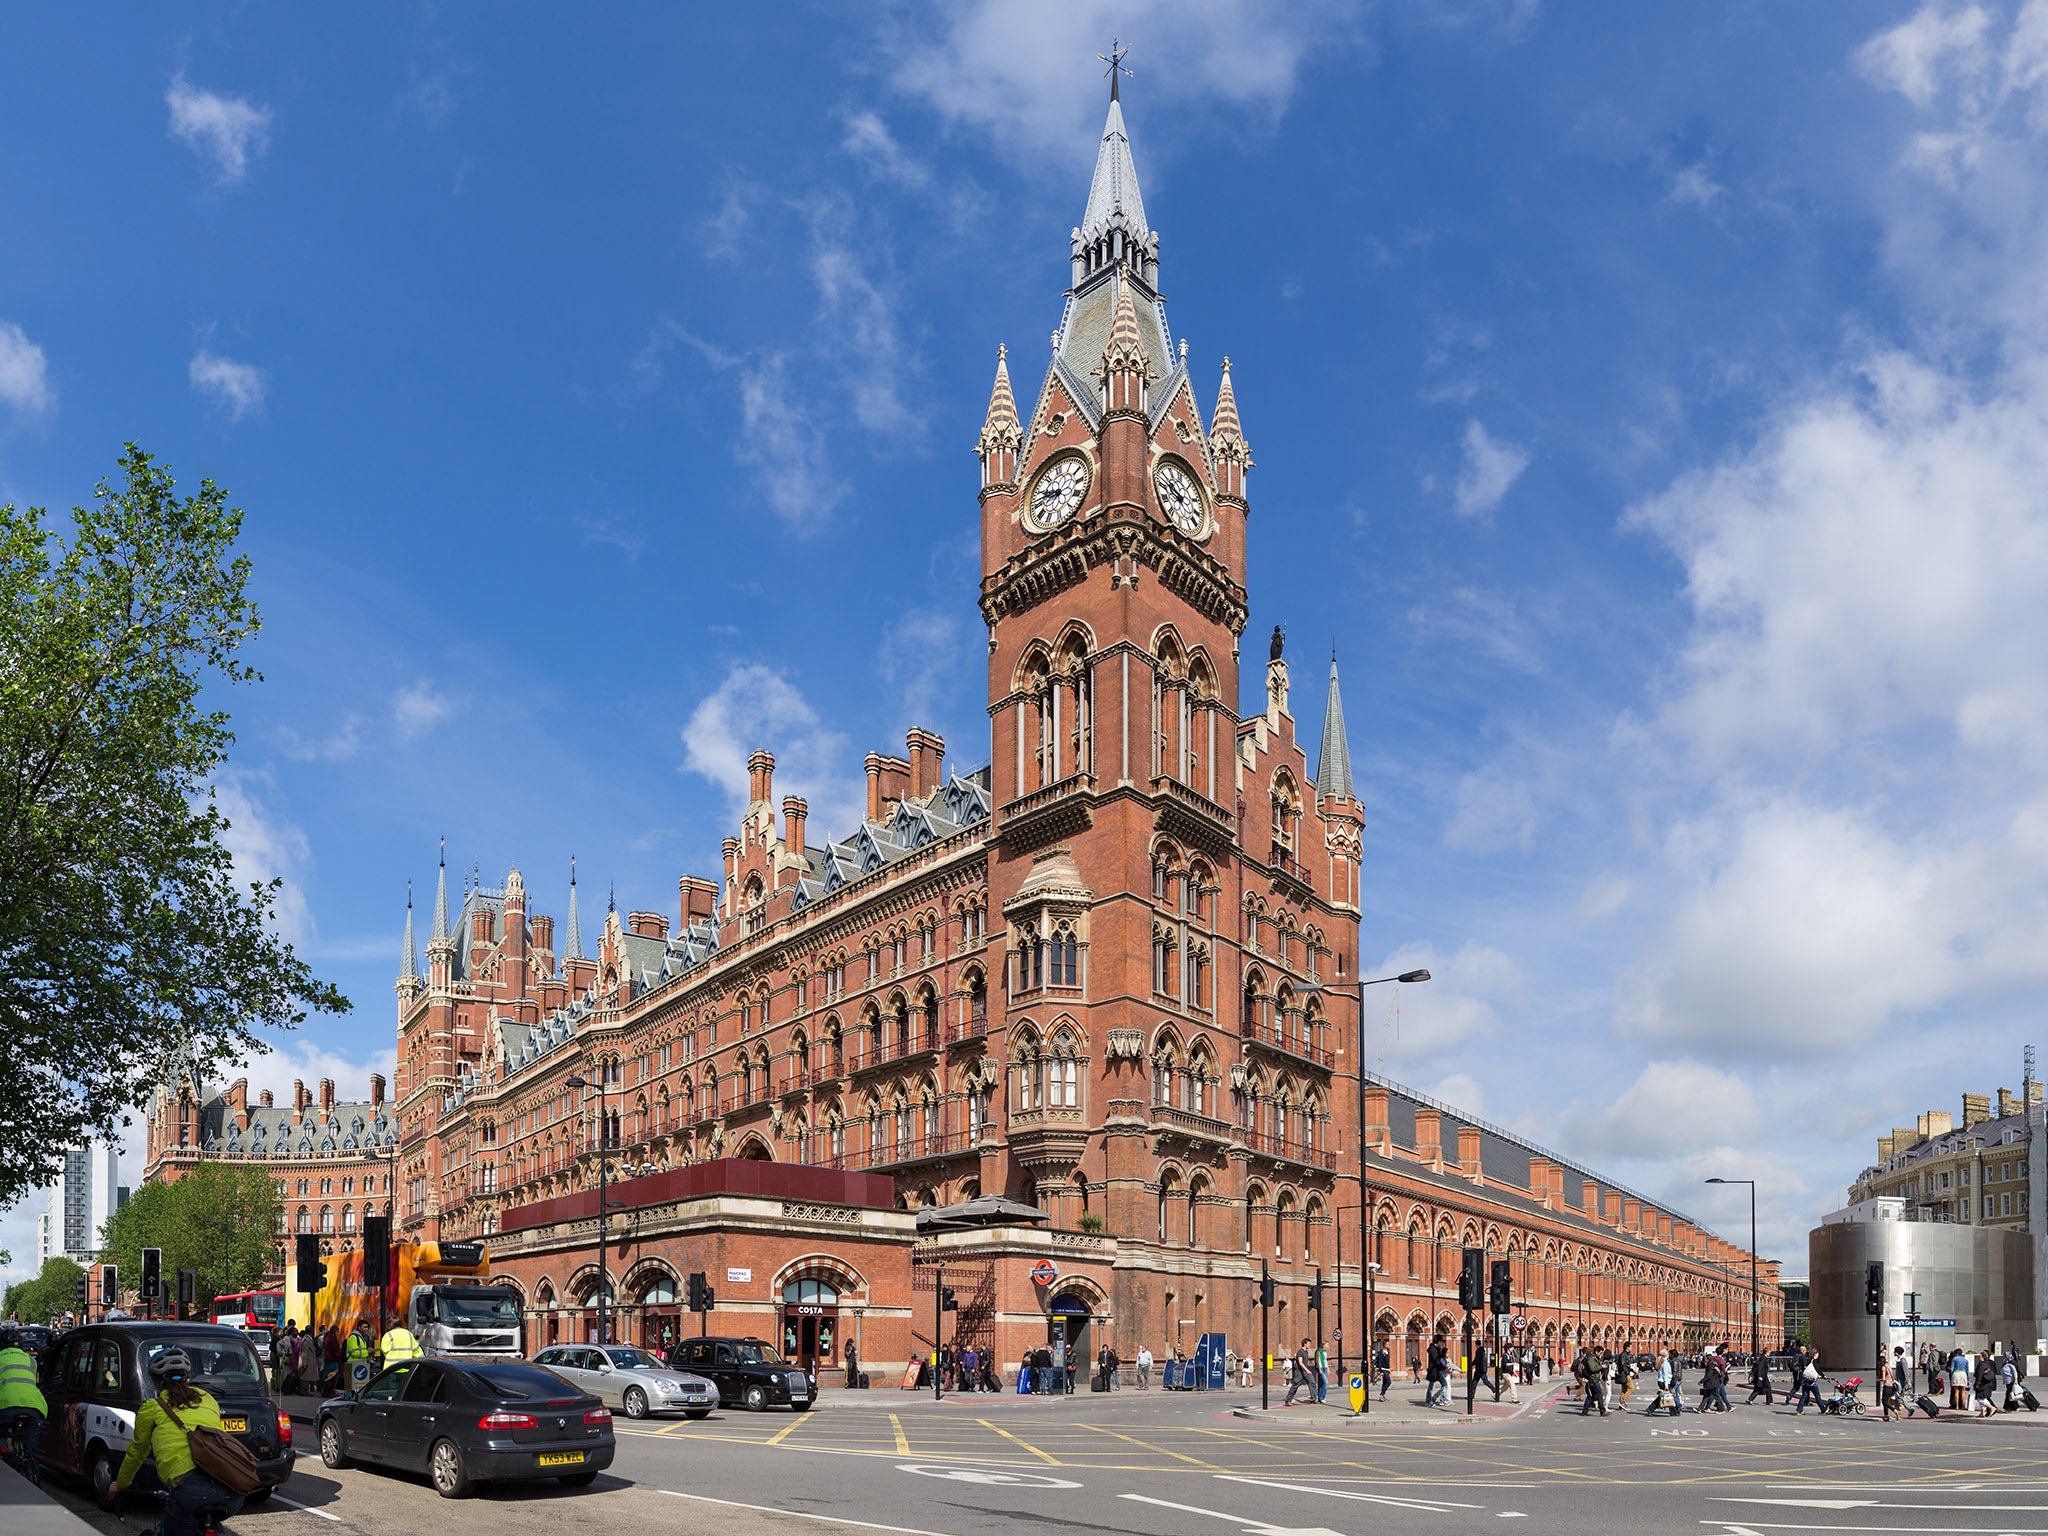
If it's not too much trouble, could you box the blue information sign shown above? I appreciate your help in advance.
[1889,1317,1957,1328]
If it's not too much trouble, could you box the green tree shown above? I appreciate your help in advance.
[101,1162,282,1311]
[0,446,347,1206]
[3,1256,85,1324]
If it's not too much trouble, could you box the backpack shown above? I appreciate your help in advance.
[158,1395,264,1497]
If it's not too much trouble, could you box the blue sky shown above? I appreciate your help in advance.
[7,1,2048,1286]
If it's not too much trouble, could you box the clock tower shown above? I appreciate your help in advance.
[973,81,1362,1268]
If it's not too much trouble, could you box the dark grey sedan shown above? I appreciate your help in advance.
[317,1358,614,1498]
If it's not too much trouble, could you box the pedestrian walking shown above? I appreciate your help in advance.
[1136,1345,1153,1389]
[1316,1342,1329,1404]
[1747,1351,1775,1405]
[1373,1340,1391,1398]
[1282,1339,1312,1407]
[1576,1348,1608,1417]
[1878,1349,1896,1422]
[1409,1340,1422,1385]
[1662,1348,1685,1416]
[1424,1335,1450,1408]
[1615,1348,1635,1410]
[2001,1352,2020,1412]
[1239,1349,1254,1390]
[1950,1348,1970,1411]
[1703,1347,1733,1412]
[1974,1352,2000,1417]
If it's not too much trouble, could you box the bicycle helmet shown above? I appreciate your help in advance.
[148,1348,193,1382]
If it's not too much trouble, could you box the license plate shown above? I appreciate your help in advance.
[536,1452,586,1468]
[220,1418,248,1433]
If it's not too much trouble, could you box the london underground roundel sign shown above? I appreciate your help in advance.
[1031,1259,1058,1286]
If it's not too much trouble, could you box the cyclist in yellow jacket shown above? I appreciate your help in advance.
[0,1340,47,1480]
[109,1348,244,1536]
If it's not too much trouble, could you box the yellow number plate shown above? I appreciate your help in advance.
[536,1452,585,1468]
[220,1418,248,1433]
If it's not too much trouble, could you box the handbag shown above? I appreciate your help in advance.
[158,1396,264,1497]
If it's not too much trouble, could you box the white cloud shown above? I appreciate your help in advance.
[681,663,864,837]
[1667,162,1724,209]
[1452,418,1530,519]
[166,76,273,185]
[392,680,454,742]
[842,111,931,188]
[225,1034,398,1106]
[1444,762,1540,853]
[1429,1073,1487,1119]
[276,715,363,763]
[881,1,1336,166]
[210,768,314,948]
[879,605,966,737]
[734,354,847,528]
[189,349,268,420]
[1855,4,1993,107]
[1570,1059,1761,1159]
[0,319,53,416]
[1362,941,1522,1071]
[801,196,921,445]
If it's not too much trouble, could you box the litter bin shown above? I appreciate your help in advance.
[1018,1365,1032,1394]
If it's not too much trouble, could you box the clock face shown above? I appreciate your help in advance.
[1028,456,1090,531]
[1156,461,1205,536]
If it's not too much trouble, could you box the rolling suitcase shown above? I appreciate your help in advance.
[2024,1387,2040,1412]
[1916,1394,1941,1418]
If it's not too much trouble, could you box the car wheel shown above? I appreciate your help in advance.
[319,1418,350,1469]
[430,1438,472,1499]
[743,1384,768,1412]
[558,1472,598,1487]
[88,1446,119,1508]
[684,1409,712,1421]
[622,1387,649,1420]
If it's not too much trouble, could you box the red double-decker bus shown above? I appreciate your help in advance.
[210,1289,286,1357]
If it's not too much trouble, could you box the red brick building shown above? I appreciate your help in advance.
[154,85,1780,1378]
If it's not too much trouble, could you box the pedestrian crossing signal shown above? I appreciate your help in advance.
[1489,1259,1512,1316]
[1258,1273,1277,1308]
[1865,1260,1884,1316]
[1305,1282,1321,1312]
[1458,1247,1485,1312]
[295,1234,327,1293]
[941,1287,959,1312]
[687,1271,714,1312]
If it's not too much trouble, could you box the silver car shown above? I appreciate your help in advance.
[532,1345,719,1420]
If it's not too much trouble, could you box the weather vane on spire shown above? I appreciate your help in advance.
[1098,39,1132,103]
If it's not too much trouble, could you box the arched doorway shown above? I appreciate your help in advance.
[782,1279,841,1376]
[637,1272,681,1354]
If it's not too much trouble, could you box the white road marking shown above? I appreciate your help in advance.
[1119,1493,1344,1536]
[1216,1474,1480,1514]
[1698,1524,2048,1533]
[897,1464,1080,1489]
[1722,1498,2048,1512]
[659,1488,959,1536]
[267,1494,342,1522]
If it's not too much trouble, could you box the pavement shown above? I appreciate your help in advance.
[0,1460,98,1536]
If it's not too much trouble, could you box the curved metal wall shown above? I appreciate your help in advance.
[1808,1220,2036,1370]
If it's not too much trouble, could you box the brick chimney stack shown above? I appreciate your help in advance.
[747,749,775,806]
[1457,1125,1483,1180]
[259,1089,274,1108]
[370,1074,385,1107]
[906,728,944,800]
[782,796,808,856]
[319,1077,335,1113]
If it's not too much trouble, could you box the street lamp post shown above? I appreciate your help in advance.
[1705,1177,1760,1363]
[568,1072,614,1345]
[1302,968,1430,1414]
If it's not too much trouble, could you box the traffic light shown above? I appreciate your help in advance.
[363,1215,391,1286]
[295,1234,327,1293]
[73,1270,89,1312]
[1865,1260,1885,1316]
[177,1269,196,1308]
[1258,1272,1277,1308]
[141,1247,162,1302]
[687,1271,714,1312]
[940,1287,959,1313]
[1458,1247,1485,1312]
[1489,1259,1512,1317]
[101,1264,118,1306]
[1305,1282,1322,1313]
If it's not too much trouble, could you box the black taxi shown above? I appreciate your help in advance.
[663,1335,812,1411]
[38,1322,293,1506]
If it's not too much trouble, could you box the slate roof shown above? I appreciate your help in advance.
[200,1093,396,1158]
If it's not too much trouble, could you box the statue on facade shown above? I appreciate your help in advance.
[1269,624,1285,662]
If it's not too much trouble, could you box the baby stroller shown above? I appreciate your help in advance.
[1819,1376,1866,1416]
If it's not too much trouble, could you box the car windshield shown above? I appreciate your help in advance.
[735,1343,787,1367]
[142,1334,264,1392]
[603,1349,658,1370]
[433,1289,521,1325]
[463,1361,582,1401]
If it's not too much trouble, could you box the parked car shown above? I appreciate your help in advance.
[37,1322,293,1507]
[663,1336,812,1412]
[317,1357,614,1498]
[531,1345,717,1420]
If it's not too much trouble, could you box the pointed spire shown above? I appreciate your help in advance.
[431,838,451,942]
[1081,97,1150,251]
[1209,357,1253,500]
[608,881,616,916]
[976,343,1022,486]
[564,856,585,961]
[1316,656,1357,803]
[399,882,420,983]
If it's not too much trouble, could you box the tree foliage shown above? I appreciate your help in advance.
[4,1256,86,1324]
[101,1161,283,1308]
[0,446,347,1206]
